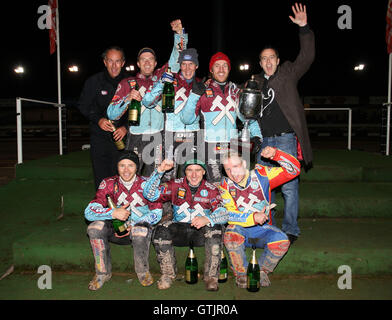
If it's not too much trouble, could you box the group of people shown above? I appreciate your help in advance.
[78,3,314,292]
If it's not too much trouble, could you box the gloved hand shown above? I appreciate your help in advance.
[191,81,206,96]
[161,72,174,83]
[250,136,263,155]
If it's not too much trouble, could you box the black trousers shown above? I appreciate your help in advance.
[153,221,224,278]
[90,135,119,190]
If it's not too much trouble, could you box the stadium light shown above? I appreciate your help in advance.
[354,64,365,71]
[240,64,249,71]
[14,66,25,74]
[68,65,79,72]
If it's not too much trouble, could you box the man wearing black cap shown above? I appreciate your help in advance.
[84,150,162,290]
[143,47,205,180]
[107,19,187,177]
[143,158,228,291]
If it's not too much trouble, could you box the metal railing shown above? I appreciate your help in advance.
[16,97,66,164]
[304,107,352,150]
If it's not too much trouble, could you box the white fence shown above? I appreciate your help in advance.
[16,97,66,164]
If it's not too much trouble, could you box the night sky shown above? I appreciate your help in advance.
[1,0,389,102]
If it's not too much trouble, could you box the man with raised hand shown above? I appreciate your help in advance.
[107,20,187,176]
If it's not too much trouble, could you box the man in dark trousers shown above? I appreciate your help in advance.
[254,3,315,244]
[77,46,128,190]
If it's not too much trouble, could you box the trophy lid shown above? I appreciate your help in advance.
[244,75,259,91]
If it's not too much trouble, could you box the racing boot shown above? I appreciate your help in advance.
[88,273,112,291]
[235,275,248,288]
[156,249,177,290]
[137,271,154,287]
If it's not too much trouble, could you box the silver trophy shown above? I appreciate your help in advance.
[238,75,262,142]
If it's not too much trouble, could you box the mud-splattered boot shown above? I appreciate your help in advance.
[157,250,176,290]
[88,273,112,291]
[204,276,219,291]
[137,271,154,287]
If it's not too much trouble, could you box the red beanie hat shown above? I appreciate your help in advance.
[209,52,231,71]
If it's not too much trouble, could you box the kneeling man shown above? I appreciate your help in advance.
[220,146,300,288]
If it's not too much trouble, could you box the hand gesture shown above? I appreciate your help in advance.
[260,146,277,160]
[161,71,174,83]
[191,216,209,229]
[253,207,269,225]
[289,3,307,27]
[170,19,183,34]
[125,89,142,102]
[113,126,127,141]
[157,159,175,173]
[98,118,114,132]
[112,203,130,221]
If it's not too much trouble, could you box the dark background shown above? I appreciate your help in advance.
[0,0,389,101]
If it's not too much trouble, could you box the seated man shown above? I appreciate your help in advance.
[219,147,300,288]
[143,158,228,291]
[84,151,162,290]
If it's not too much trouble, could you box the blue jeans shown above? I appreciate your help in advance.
[256,133,300,237]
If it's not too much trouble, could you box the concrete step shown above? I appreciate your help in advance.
[12,217,392,275]
[13,149,392,182]
[60,181,392,219]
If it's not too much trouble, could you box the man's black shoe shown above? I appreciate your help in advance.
[287,234,298,245]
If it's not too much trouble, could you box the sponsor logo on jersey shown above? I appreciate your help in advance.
[200,189,208,197]
[178,187,186,199]
[205,88,214,98]
[128,79,137,88]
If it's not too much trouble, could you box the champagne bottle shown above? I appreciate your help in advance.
[185,241,198,284]
[128,82,141,126]
[218,250,228,283]
[106,194,129,237]
[247,246,260,292]
[109,121,125,151]
[162,67,175,113]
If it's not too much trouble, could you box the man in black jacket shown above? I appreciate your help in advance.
[254,3,315,244]
[77,46,128,190]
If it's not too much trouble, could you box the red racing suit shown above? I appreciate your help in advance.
[143,169,228,226]
[85,175,163,226]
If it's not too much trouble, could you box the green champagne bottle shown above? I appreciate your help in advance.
[247,246,260,292]
[218,250,228,283]
[109,121,125,151]
[162,67,175,113]
[128,82,141,126]
[106,194,129,237]
[185,241,198,284]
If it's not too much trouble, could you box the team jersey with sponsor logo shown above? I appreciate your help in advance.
[181,80,262,143]
[219,149,300,227]
[84,175,163,226]
[107,33,187,135]
[143,72,201,132]
[143,170,228,226]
